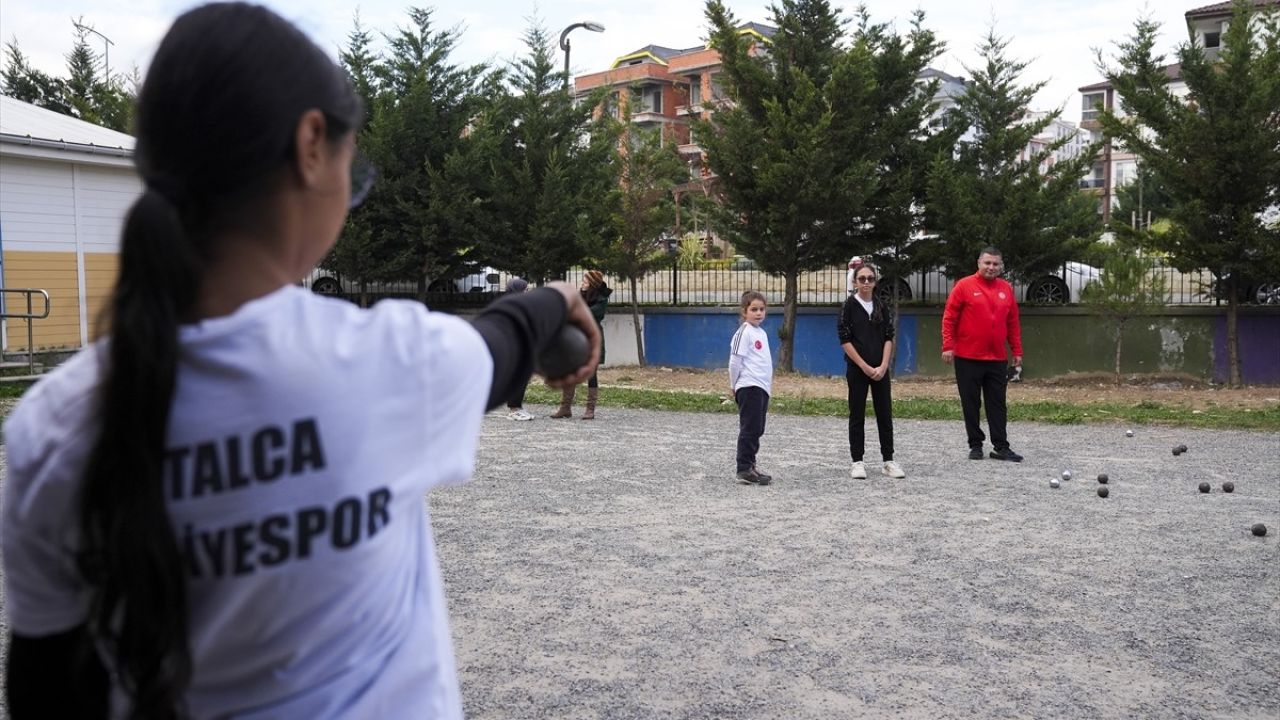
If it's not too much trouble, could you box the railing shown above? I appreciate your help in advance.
[300,259,1275,310]
[1,288,52,375]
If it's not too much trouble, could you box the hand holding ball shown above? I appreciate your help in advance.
[536,324,590,379]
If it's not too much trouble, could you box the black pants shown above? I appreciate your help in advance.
[506,378,528,409]
[735,386,770,472]
[954,357,1010,450]
[846,366,894,462]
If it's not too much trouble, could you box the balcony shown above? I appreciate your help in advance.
[1079,178,1106,189]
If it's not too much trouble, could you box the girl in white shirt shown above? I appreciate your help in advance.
[728,291,774,485]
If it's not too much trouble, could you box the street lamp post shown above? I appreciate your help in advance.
[72,19,114,81]
[559,21,605,91]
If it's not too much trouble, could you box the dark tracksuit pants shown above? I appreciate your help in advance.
[847,367,894,462]
[954,357,1010,451]
[735,385,769,473]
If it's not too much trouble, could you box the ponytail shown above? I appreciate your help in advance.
[70,5,365,714]
[78,188,198,718]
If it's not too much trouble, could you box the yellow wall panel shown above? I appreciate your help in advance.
[3,250,82,350]
[84,252,120,340]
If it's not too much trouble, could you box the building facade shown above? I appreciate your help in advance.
[0,95,138,353]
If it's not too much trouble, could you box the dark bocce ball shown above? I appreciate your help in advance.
[536,324,590,379]
[1198,482,1211,493]
[1222,482,1235,493]
[1172,446,1184,456]
[1252,523,1267,537]
[1097,486,1110,498]
[1097,473,1109,484]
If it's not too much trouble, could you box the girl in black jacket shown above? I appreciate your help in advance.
[837,261,905,479]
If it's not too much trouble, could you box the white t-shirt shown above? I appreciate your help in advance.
[1,285,491,719]
[855,295,874,316]
[729,322,773,395]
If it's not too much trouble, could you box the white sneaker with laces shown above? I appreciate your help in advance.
[883,461,906,478]
[507,409,534,421]
[850,461,867,479]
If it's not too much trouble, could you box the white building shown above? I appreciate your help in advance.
[0,94,139,352]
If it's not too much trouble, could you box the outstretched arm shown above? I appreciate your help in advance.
[471,283,600,411]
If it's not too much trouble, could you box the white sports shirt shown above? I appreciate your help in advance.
[728,322,773,395]
[2,285,491,719]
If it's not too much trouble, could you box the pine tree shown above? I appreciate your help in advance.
[598,119,690,365]
[469,20,618,284]
[338,7,490,299]
[1097,0,1280,386]
[3,40,71,115]
[927,29,1100,293]
[698,0,944,370]
[1081,248,1167,384]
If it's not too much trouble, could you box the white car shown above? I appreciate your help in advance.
[848,256,1101,305]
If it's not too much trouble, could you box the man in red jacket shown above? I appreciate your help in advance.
[941,247,1024,462]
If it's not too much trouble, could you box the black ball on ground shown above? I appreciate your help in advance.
[1198,482,1211,493]
[535,324,590,379]
[1172,446,1183,456]
[1252,523,1267,537]
[1097,486,1109,498]
[1222,482,1234,493]
[1097,473,1109,484]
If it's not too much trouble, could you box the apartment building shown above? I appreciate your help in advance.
[1078,0,1276,223]
[572,23,775,178]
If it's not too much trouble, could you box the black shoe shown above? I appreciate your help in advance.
[736,469,772,485]
[989,448,1024,462]
[753,466,773,483]
[968,447,984,460]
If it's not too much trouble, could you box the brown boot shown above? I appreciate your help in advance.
[581,387,599,420]
[550,386,575,418]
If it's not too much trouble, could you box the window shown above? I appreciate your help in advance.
[1081,92,1104,122]
[1204,31,1221,48]
[689,75,702,106]
[629,85,662,114]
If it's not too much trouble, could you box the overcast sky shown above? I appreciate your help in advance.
[1,0,1195,122]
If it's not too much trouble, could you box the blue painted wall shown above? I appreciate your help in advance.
[1214,314,1280,384]
[643,308,917,377]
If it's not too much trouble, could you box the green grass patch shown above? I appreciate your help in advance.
[528,384,1280,430]
[0,381,34,399]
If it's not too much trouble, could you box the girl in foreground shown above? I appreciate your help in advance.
[1,3,598,717]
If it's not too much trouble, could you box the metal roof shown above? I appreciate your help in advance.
[0,94,134,156]
[1185,0,1277,18]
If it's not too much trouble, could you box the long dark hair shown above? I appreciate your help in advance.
[76,4,361,716]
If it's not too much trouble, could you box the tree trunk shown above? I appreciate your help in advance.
[1113,321,1124,386]
[778,271,799,372]
[631,277,646,366]
[1227,287,1241,387]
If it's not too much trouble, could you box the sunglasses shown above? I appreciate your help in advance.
[349,151,377,209]
[855,276,876,283]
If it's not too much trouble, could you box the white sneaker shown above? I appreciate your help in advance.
[883,461,906,479]
[850,461,867,479]
[507,409,534,421]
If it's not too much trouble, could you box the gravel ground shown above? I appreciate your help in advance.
[1,408,1277,719]
[439,405,1279,719]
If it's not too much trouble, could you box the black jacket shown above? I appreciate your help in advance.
[837,294,896,368]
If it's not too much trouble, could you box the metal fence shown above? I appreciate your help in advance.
[564,258,1269,307]
[307,258,1275,308]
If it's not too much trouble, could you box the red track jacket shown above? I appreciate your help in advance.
[941,273,1023,361]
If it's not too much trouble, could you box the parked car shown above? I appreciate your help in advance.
[1206,271,1280,305]
[307,266,501,296]
[849,255,1101,305]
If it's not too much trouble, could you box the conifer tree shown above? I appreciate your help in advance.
[927,29,1100,296]
[1097,0,1280,386]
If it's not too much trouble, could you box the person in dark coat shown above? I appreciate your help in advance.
[551,270,611,420]
[838,260,905,479]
